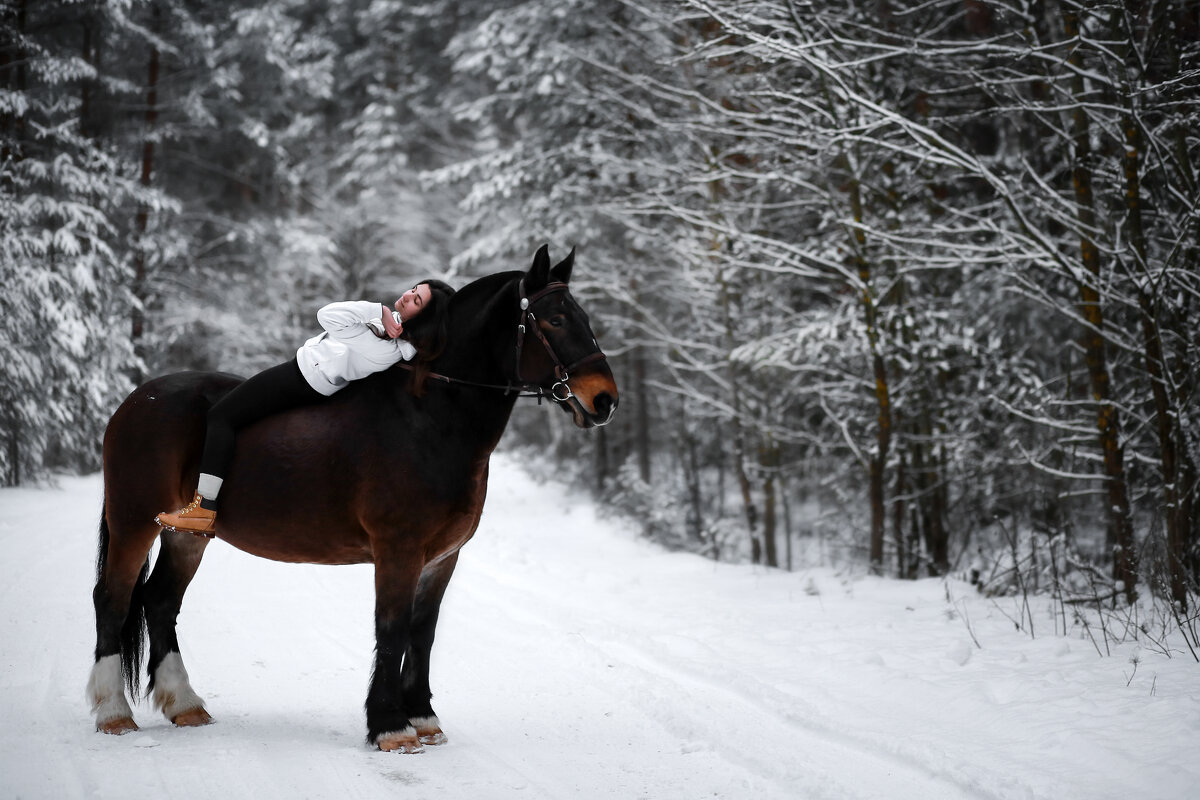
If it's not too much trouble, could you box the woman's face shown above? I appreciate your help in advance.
[394,283,432,322]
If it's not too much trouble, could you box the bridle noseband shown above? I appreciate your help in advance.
[398,279,607,405]
[513,279,608,403]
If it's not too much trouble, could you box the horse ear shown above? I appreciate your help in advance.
[527,244,551,290]
[550,246,575,284]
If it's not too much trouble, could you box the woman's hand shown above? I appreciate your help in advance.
[381,304,404,339]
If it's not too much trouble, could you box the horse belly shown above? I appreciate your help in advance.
[213,426,374,565]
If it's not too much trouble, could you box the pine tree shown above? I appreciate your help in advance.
[1,0,141,483]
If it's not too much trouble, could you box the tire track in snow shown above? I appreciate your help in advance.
[449,559,993,800]
[431,577,780,799]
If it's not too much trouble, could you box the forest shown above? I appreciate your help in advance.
[3,0,1199,618]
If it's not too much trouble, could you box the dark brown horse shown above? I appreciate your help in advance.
[88,246,617,751]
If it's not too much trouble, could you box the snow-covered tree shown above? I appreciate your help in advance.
[1,0,144,483]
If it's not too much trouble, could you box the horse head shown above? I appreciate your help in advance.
[515,245,618,429]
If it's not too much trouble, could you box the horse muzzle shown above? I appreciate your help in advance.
[561,371,619,429]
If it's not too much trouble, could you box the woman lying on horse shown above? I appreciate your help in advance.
[156,280,456,535]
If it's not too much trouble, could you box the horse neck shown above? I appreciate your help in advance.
[437,272,522,384]
[426,273,524,438]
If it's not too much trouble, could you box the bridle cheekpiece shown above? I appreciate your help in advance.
[513,278,607,403]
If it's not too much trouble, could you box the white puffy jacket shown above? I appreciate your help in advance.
[295,301,417,396]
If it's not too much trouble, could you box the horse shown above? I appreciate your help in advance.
[88,245,618,752]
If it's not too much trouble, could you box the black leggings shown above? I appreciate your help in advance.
[199,357,325,485]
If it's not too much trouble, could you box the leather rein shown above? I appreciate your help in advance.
[396,280,607,404]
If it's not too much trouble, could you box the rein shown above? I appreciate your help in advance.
[396,280,606,404]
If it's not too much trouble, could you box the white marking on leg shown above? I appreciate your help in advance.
[87,654,133,724]
[376,724,418,741]
[411,715,447,745]
[152,651,206,719]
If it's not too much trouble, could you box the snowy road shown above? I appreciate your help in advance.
[1,456,1197,799]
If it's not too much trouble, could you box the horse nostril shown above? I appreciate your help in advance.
[593,392,616,422]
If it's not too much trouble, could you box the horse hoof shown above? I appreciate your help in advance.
[417,729,447,746]
[377,730,424,754]
[412,716,446,745]
[171,707,213,727]
[98,716,139,735]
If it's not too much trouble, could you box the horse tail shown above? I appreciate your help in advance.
[95,501,151,697]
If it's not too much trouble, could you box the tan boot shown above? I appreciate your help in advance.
[155,492,217,535]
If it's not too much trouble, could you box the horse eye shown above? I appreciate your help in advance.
[550,316,565,328]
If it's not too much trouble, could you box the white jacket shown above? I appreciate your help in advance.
[295,301,417,396]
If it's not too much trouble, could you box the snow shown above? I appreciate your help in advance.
[1,456,1197,800]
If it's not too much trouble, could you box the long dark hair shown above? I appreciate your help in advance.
[398,279,455,395]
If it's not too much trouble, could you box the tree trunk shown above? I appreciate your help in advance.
[812,59,892,575]
[933,450,950,575]
[1113,0,1196,610]
[5,422,18,487]
[760,439,779,568]
[918,412,948,575]
[1123,93,1187,608]
[2,0,28,161]
[682,411,703,544]
[782,474,794,571]
[131,8,161,381]
[79,12,94,139]
[633,342,650,484]
[894,452,907,578]
[627,278,651,485]
[730,407,759,563]
[717,268,759,561]
[1168,0,1200,588]
[847,171,892,575]
[1181,449,1200,583]
[1062,6,1138,601]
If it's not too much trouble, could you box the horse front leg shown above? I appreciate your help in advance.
[401,553,459,746]
[366,553,423,753]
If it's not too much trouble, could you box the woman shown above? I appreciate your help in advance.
[156,279,455,535]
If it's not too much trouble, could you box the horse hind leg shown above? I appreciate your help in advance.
[88,645,139,734]
[144,530,213,727]
[89,504,155,734]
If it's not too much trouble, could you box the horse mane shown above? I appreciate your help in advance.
[446,270,521,318]
[439,270,522,361]
[375,270,522,394]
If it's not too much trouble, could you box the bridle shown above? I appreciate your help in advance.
[396,279,607,405]
[512,279,608,402]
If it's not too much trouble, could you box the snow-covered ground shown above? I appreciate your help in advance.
[1,455,1196,800]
